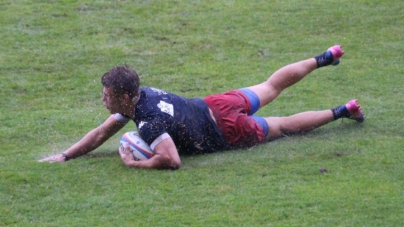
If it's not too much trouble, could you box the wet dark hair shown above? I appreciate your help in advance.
[101,65,140,99]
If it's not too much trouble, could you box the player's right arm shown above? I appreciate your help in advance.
[119,136,181,170]
[38,115,127,163]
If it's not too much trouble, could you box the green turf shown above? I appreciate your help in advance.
[1,0,403,226]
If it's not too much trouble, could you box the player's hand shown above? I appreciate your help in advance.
[119,142,139,165]
[38,154,66,163]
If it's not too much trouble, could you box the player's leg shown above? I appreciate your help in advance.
[264,110,334,140]
[263,100,365,140]
[247,45,344,108]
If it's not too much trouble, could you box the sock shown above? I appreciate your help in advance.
[331,105,348,120]
[314,51,333,68]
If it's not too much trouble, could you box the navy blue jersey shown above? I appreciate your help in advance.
[117,87,229,155]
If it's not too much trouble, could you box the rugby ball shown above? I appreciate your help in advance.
[120,131,154,160]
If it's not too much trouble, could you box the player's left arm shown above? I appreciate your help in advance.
[119,137,181,170]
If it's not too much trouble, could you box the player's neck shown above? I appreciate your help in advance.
[121,98,139,120]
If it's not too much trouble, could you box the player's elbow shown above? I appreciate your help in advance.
[165,157,181,170]
[170,160,181,170]
[160,154,181,170]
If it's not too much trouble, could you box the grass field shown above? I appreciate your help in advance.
[1,0,403,226]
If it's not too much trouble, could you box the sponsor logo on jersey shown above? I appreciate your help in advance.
[157,100,174,117]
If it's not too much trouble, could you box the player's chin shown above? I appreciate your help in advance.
[105,109,114,115]
[105,106,115,114]
[108,110,118,115]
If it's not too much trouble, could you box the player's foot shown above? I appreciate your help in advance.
[345,99,365,123]
[314,45,345,68]
[326,45,344,65]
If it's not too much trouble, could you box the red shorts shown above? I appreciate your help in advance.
[204,90,266,148]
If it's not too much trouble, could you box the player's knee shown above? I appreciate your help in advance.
[266,79,283,94]
[265,118,284,139]
[268,128,284,139]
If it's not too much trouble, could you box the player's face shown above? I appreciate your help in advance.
[102,87,125,114]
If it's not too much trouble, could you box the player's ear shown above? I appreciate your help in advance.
[119,94,130,102]
[120,93,130,102]
[132,91,141,103]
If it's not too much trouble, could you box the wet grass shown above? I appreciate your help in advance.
[1,0,403,226]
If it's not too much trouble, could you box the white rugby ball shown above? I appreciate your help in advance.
[120,131,154,160]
